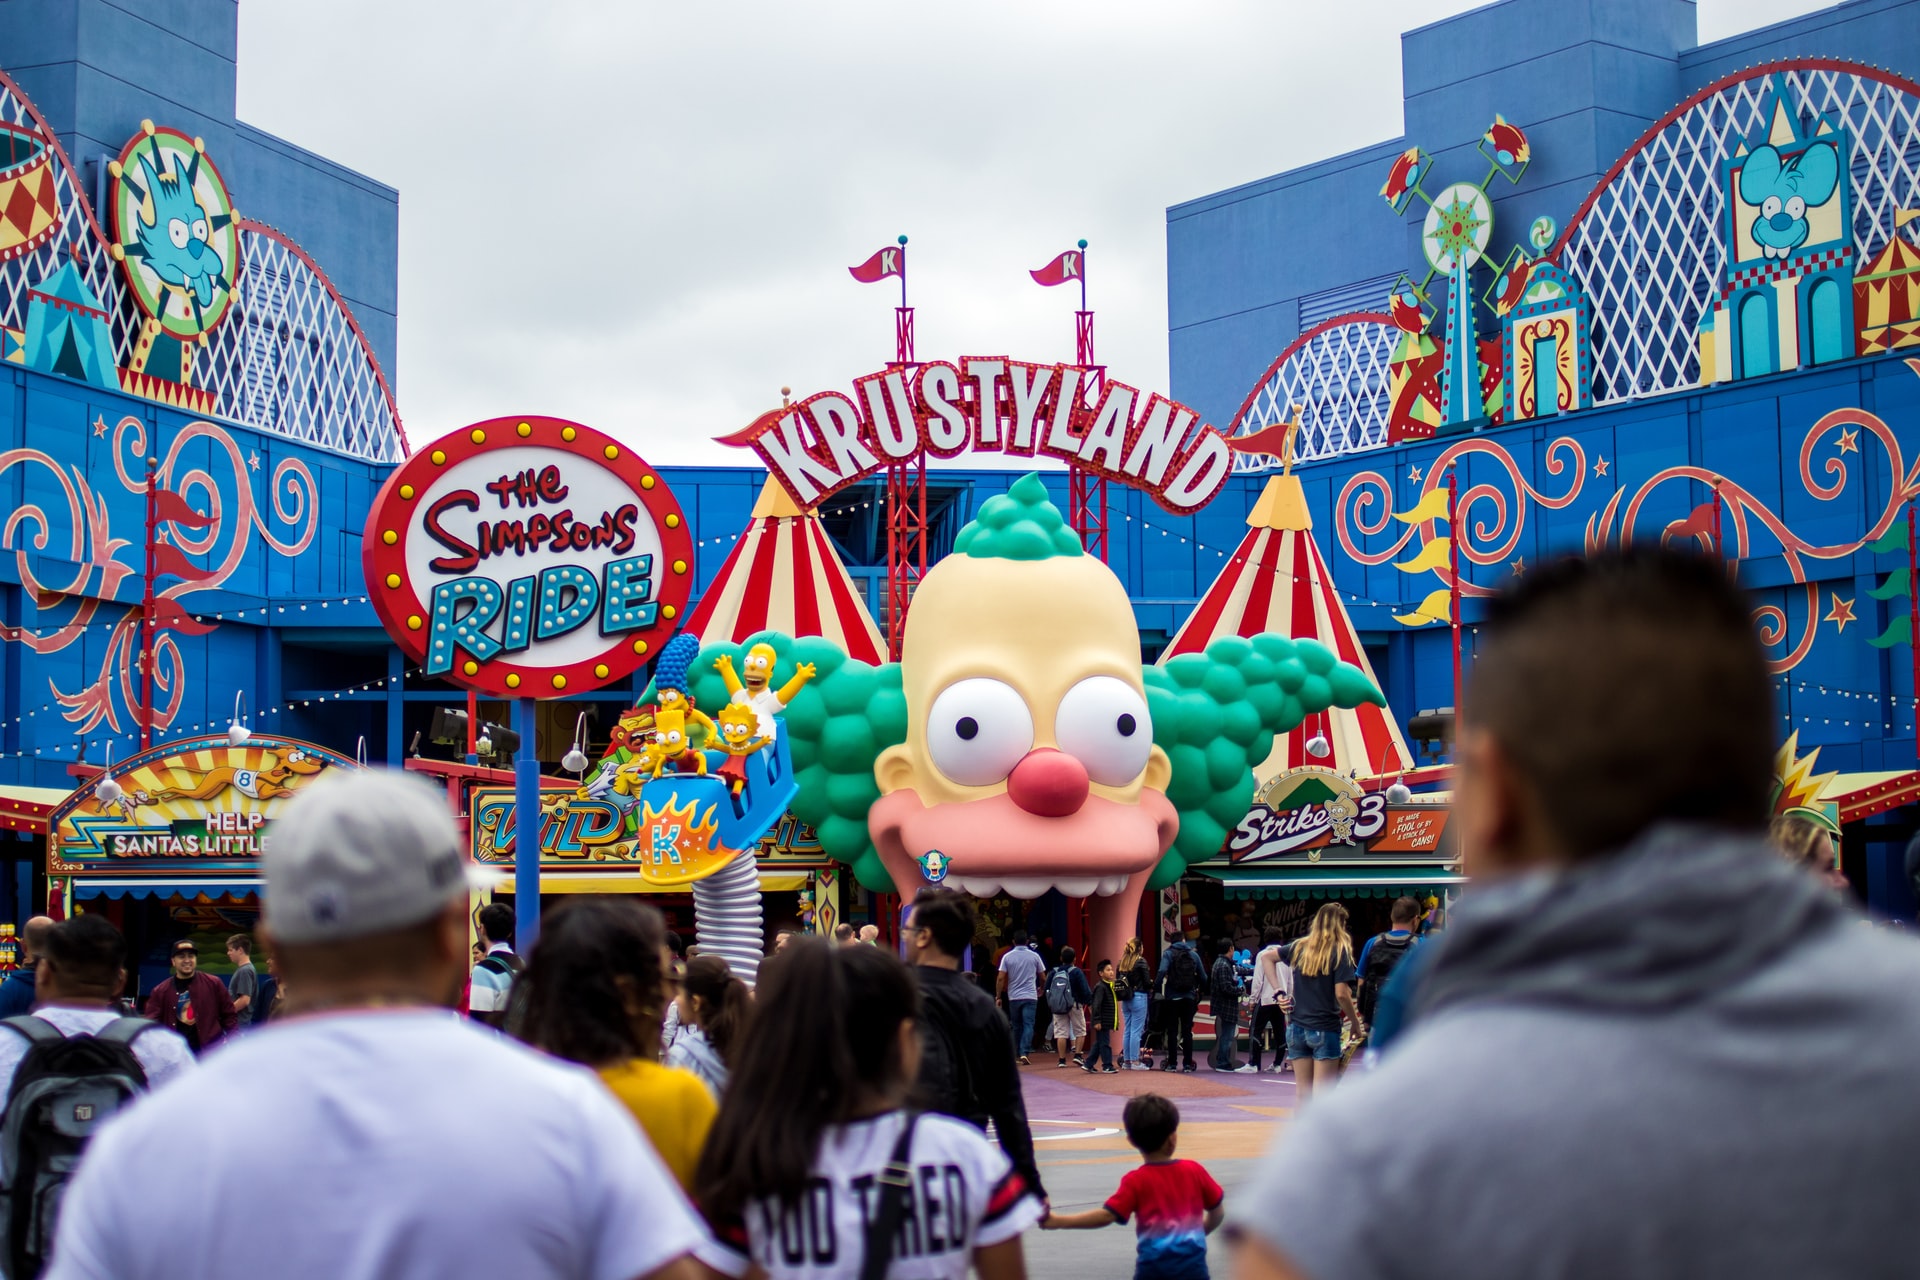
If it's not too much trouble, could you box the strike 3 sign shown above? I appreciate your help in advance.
[363,416,693,698]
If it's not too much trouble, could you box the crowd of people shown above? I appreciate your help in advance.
[0,549,1915,1279]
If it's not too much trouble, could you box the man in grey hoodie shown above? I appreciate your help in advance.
[1233,549,1920,1280]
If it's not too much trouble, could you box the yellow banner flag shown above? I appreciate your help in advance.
[1393,587,1454,627]
[1392,487,1451,525]
[1395,537,1452,574]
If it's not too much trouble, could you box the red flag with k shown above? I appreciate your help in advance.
[1030,249,1083,286]
[848,245,905,283]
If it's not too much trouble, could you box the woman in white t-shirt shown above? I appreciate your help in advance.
[695,939,1040,1279]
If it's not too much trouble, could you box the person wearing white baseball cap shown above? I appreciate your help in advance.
[46,768,711,1280]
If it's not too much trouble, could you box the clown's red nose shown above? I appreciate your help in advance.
[1008,749,1090,817]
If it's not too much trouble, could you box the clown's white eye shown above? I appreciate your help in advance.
[1055,676,1151,786]
[927,678,1033,787]
[1761,195,1783,218]
[1784,195,1805,219]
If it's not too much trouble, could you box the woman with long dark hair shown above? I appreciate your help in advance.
[516,897,716,1191]
[666,953,748,1097]
[695,939,1038,1279]
[1280,902,1362,1096]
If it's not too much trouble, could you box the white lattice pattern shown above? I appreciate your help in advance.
[0,75,404,462]
[203,228,404,462]
[1560,64,1920,405]
[1227,315,1399,471]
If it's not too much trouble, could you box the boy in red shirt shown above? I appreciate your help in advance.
[1043,1092,1225,1278]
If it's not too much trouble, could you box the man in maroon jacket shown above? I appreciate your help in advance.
[142,940,237,1054]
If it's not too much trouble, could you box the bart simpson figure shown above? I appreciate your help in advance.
[715,642,817,739]
[713,702,772,792]
[649,710,708,779]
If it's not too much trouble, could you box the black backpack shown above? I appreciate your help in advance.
[0,1016,157,1280]
[1163,946,1203,1000]
[1358,933,1417,1024]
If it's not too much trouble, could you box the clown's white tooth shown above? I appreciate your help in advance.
[1095,875,1128,896]
[949,876,1001,898]
[1000,877,1052,901]
[1052,877,1099,898]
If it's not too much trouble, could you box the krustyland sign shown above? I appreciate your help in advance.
[363,416,694,700]
[720,360,1235,514]
[1226,767,1453,864]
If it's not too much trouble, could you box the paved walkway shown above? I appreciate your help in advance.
[1017,1060,1292,1274]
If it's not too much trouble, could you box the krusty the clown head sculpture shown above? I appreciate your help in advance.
[685,474,1385,965]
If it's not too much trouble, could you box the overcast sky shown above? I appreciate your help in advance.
[235,0,1837,468]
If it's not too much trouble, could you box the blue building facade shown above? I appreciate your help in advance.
[5,0,1920,930]
[1168,0,1920,915]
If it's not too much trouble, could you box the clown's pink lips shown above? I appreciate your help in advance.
[870,771,1177,900]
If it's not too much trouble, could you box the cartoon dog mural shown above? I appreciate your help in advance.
[686,474,1386,966]
[145,748,326,805]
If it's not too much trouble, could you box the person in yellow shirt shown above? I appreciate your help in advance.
[515,898,716,1190]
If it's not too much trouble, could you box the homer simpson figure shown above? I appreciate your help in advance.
[715,642,817,739]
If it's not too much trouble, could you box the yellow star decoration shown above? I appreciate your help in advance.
[1836,426,1859,454]
[1593,456,1610,477]
[1409,464,1423,483]
[1825,593,1856,634]
[1511,557,1526,576]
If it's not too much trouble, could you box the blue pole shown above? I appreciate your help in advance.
[513,696,541,951]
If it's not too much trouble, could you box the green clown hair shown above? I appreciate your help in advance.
[1142,633,1386,889]
[953,472,1084,561]
[686,632,906,888]
[692,629,1384,894]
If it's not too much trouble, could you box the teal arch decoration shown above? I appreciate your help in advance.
[1808,278,1845,366]
[1739,291,1774,377]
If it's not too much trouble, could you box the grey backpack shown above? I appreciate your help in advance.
[0,1016,156,1280]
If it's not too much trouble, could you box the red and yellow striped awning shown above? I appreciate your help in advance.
[1161,473,1412,781]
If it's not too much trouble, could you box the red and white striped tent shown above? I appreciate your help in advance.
[1161,471,1412,782]
[685,477,886,664]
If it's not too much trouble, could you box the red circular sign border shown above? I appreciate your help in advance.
[361,415,695,699]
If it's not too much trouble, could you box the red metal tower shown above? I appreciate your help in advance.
[1061,242,1108,561]
[882,236,925,660]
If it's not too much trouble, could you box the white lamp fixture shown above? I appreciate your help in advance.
[561,712,589,776]
[1305,733,1331,759]
[1385,779,1413,804]
[93,744,122,807]
[227,691,250,747]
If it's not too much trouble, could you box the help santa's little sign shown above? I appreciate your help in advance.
[363,416,692,698]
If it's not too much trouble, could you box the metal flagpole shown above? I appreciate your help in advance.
[141,455,157,751]
[513,696,542,949]
[1448,467,1461,718]
[1908,503,1916,762]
